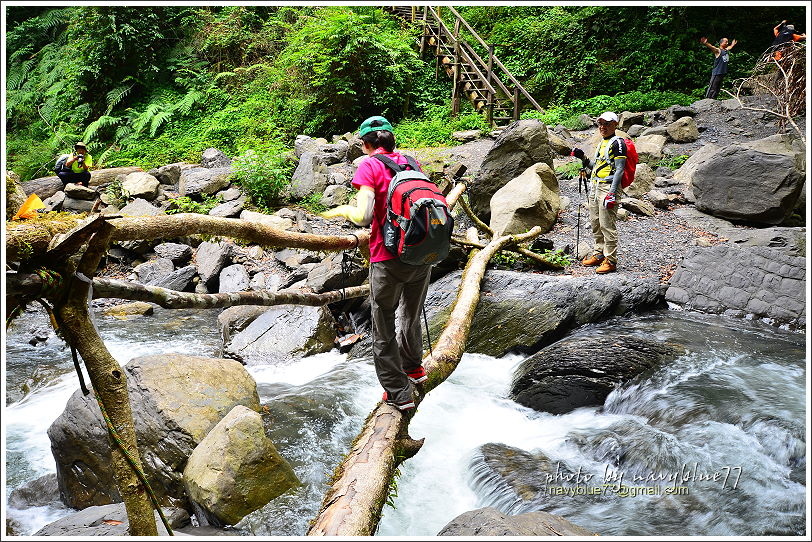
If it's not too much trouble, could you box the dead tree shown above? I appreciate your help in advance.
[307,226,542,536]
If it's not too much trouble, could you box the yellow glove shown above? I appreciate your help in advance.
[320,206,353,219]
[319,187,374,226]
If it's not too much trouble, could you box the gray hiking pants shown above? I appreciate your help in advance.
[369,258,432,404]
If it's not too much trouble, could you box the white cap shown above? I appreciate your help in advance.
[598,111,618,123]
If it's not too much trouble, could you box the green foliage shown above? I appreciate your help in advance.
[165,194,221,215]
[538,249,574,267]
[296,193,327,214]
[655,154,690,170]
[230,147,294,212]
[394,104,490,148]
[555,161,583,179]
[103,178,130,208]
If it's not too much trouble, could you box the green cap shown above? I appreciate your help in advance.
[358,116,393,137]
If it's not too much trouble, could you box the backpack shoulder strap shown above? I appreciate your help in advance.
[373,154,404,175]
[403,154,420,172]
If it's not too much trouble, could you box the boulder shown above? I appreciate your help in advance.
[219,264,250,293]
[47,354,260,509]
[294,135,323,158]
[546,131,572,156]
[346,136,365,162]
[9,473,60,508]
[183,405,299,527]
[148,162,194,187]
[665,116,699,143]
[623,162,655,198]
[320,185,349,207]
[305,252,367,293]
[488,162,560,237]
[218,187,242,202]
[317,140,349,165]
[452,129,482,142]
[640,125,669,138]
[627,124,646,138]
[618,111,644,132]
[224,305,336,365]
[178,167,232,197]
[201,148,232,169]
[218,305,270,345]
[665,245,805,328]
[621,197,655,216]
[43,191,66,212]
[633,134,667,164]
[239,210,295,231]
[672,143,720,185]
[438,507,595,536]
[122,171,160,200]
[102,301,154,317]
[152,265,197,292]
[647,189,671,209]
[249,271,283,292]
[290,152,330,199]
[423,270,663,358]
[208,199,244,218]
[196,241,232,287]
[134,257,174,284]
[34,503,181,536]
[62,196,95,213]
[63,183,97,200]
[119,198,165,217]
[691,134,805,224]
[691,98,721,113]
[470,119,554,219]
[510,334,685,414]
[22,176,64,200]
[665,104,697,122]
[154,242,192,264]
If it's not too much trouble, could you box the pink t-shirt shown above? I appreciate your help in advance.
[352,149,419,263]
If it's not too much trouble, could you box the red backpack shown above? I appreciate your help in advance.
[598,135,638,188]
[374,154,454,266]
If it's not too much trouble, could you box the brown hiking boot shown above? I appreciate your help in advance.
[596,259,617,274]
[581,254,605,266]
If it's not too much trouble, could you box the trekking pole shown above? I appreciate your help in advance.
[575,168,587,257]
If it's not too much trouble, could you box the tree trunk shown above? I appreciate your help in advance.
[307,226,542,536]
[55,225,159,536]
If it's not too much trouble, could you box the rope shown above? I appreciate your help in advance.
[95,391,174,536]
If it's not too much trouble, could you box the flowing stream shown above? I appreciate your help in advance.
[3,305,806,536]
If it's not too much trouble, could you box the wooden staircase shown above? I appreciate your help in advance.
[386,6,544,127]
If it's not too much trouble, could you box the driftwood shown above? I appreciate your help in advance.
[307,226,542,536]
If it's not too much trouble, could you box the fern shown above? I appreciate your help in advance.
[173,89,204,116]
[38,8,71,31]
[83,115,121,143]
[105,83,135,114]
[149,110,173,137]
[95,145,116,168]
[6,59,35,90]
[132,103,163,133]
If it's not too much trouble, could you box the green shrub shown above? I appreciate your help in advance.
[395,104,490,148]
[166,194,221,215]
[296,192,327,214]
[655,154,690,170]
[230,146,294,212]
[555,161,582,179]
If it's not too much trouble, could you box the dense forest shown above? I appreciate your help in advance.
[5,4,805,183]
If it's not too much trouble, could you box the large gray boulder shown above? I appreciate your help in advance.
[438,507,595,536]
[290,152,330,199]
[489,162,560,237]
[63,183,97,200]
[9,473,60,508]
[179,167,232,197]
[665,116,699,143]
[218,263,250,293]
[134,257,175,284]
[305,252,367,293]
[183,406,299,527]
[148,162,191,187]
[152,264,197,292]
[422,270,664,358]
[665,244,805,328]
[510,334,685,414]
[224,305,336,365]
[119,198,164,217]
[672,143,720,185]
[62,196,95,213]
[691,134,805,224]
[154,242,192,264]
[34,503,182,536]
[623,162,655,199]
[633,134,667,164]
[47,355,260,509]
[43,191,66,212]
[618,111,645,132]
[201,148,232,169]
[218,305,270,345]
[208,199,244,218]
[88,167,144,189]
[122,172,160,200]
[470,119,554,219]
[196,241,232,287]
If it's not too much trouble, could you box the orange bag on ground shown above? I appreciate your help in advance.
[12,193,46,220]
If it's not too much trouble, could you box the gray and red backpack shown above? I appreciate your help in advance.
[374,154,454,266]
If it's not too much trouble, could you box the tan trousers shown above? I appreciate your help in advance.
[587,180,621,264]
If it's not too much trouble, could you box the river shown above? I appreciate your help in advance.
[3,305,806,536]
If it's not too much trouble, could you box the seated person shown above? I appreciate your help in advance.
[57,142,93,187]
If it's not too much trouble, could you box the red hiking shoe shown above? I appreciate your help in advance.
[382,391,415,411]
[406,366,428,384]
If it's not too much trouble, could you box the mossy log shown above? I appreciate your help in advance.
[307,226,542,536]
[6,213,83,262]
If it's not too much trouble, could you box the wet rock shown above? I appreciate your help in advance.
[510,335,685,414]
[152,264,197,292]
[9,473,60,508]
[183,406,299,527]
[34,503,184,536]
[102,301,154,317]
[47,354,260,509]
[438,507,596,536]
[218,305,270,345]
